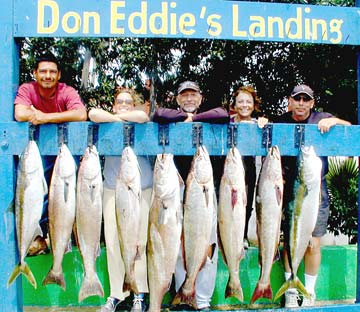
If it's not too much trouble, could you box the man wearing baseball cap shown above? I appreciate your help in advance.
[153,80,229,123]
[274,84,351,308]
[153,81,228,310]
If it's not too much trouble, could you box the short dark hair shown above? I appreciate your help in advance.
[34,52,60,71]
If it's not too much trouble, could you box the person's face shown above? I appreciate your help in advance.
[234,91,254,120]
[177,89,202,113]
[288,93,314,121]
[33,61,61,90]
[113,92,134,114]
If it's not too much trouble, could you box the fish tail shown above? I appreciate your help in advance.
[42,269,66,290]
[250,281,272,303]
[274,275,308,301]
[225,276,244,302]
[8,263,37,289]
[172,280,197,309]
[123,274,139,294]
[78,274,104,302]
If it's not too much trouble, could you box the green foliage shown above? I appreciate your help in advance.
[326,157,358,243]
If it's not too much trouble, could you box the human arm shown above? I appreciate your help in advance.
[14,104,87,125]
[192,107,229,124]
[152,108,188,123]
[88,108,149,123]
[318,117,351,133]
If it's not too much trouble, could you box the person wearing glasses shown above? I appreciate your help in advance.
[273,84,351,308]
[89,87,151,312]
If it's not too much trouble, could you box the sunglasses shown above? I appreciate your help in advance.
[292,95,312,102]
[116,99,134,105]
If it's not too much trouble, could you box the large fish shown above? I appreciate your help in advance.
[43,143,76,290]
[76,145,104,302]
[218,146,247,302]
[251,145,283,303]
[274,145,322,301]
[115,146,141,294]
[172,145,216,309]
[8,140,47,289]
[147,154,183,312]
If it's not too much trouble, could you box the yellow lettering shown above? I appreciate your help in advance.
[37,0,58,34]
[312,19,328,41]
[62,11,81,34]
[285,7,302,39]
[232,5,247,37]
[111,1,125,34]
[179,14,195,35]
[329,19,343,44]
[128,2,147,34]
[83,12,100,34]
[249,16,265,37]
[207,14,222,36]
[170,2,177,35]
[268,17,284,38]
[149,2,167,35]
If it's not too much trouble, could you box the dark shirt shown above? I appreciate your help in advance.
[153,107,229,124]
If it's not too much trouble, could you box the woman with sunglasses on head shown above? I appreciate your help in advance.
[273,84,350,308]
[89,87,151,312]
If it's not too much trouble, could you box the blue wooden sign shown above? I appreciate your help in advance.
[13,0,360,45]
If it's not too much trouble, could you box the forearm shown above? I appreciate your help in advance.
[42,109,88,123]
[118,110,150,123]
[88,108,120,122]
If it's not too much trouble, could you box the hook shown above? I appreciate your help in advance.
[295,125,305,149]
[262,124,273,152]
[192,124,203,148]
[227,124,238,148]
[158,124,169,155]
[87,124,99,147]
[58,123,68,146]
[123,123,134,147]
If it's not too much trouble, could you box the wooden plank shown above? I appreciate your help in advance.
[1,122,360,157]
[13,0,360,46]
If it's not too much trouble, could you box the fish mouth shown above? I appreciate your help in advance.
[270,145,280,159]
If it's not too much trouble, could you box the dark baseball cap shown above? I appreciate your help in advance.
[177,81,201,94]
[291,84,314,99]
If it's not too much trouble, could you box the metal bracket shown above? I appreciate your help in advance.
[192,123,203,147]
[295,124,305,148]
[28,124,39,142]
[58,123,68,145]
[262,124,273,151]
[227,124,238,147]
[123,123,134,147]
[158,124,169,146]
[87,124,99,147]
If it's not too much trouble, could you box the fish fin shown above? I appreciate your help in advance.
[274,275,309,301]
[8,262,37,289]
[64,181,70,203]
[231,188,238,209]
[275,185,283,206]
[172,284,198,309]
[64,238,72,254]
[78,273,104,302]
[42,269,66,290]
[6,199,15,214]
[225,277,244,302]
[123,275,139,294]
[251,281,272,303]
[42,177,48,195]
[158,201,168,225]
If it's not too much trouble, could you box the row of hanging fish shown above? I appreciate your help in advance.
[217,144,322,305]
[9,139,322,308]
[8,140,104,303]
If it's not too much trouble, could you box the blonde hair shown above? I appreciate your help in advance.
[114,86,144,107]
[231,85,261,112]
